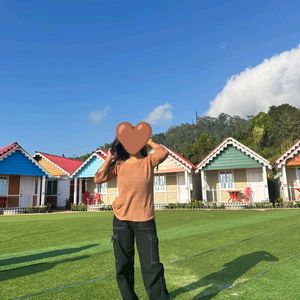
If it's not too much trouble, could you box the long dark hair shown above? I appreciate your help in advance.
[110,137,148,164]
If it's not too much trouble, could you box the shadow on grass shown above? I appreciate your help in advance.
[0,255,90,282]
[169,251,279,300]
[0,244,98,267]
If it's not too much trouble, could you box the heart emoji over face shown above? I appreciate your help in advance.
[116,121,152,155]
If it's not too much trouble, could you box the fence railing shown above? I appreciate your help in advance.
[0,206,49,215]
[0,207,27,215]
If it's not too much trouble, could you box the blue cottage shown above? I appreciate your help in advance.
[0,142,50,208]
[70,150,117,204]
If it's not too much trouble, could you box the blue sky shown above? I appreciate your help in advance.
[1,0,300,156]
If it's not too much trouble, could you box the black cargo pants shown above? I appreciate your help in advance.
[111,214,170,300]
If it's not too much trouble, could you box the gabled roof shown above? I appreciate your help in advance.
[0,142,50,176]
[274,139,300,170]
[157,144,197,171]
[70,151,106,178]
[0,142,19,160]
[33,152,83,176]
[96,148,108,157]
[195,137,271,172]
[97,144,196,171]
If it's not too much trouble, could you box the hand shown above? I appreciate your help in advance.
[107,148,116,161]
[146,138,153,146]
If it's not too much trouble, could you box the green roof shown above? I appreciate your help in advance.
[204,145,262,170]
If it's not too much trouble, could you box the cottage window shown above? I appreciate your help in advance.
[47,180,58,195]
[97,182,107,194]
[154,175,166,191]
[297,168,300,183]
[219,171,234,189]
[0,176,8,196]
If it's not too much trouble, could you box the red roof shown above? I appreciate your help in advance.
[0,142,19,160]
[36,152,83,175]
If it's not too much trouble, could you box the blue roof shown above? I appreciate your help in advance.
[0,149,48,176]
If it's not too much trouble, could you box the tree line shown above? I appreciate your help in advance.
[75,104,300,165]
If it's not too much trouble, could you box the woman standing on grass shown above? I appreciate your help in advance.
[94,137,170,300]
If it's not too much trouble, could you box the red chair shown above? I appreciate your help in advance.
[244,187,251,203]
[84,191,93,205]
[93,192,101,205]
[0,197,8,208]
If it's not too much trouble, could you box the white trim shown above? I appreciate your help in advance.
[200,170,207,201]
[70,152,105,178]
[281,165,289,200]
[96,182,108,195]
[73,178,78,204]
[262,166,269,201]
[96,149,108,157]
[154,174,167,192]
[159,155,190,172]
[37,177,41,206]
[0,146,51,177]
[41,176,46,205]
[150,144,195,171]
[218,170,235,190]
[274,139,300,170]
[33,152,70,176]
[185,170,191,202]
[295,167,300,185]
[196,137,271,172]
[0,175,9,196]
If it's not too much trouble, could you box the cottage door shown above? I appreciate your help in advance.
[177,174,188,203]
[20,176,34,208]
[246,169,265,202]
[57,180,70,207]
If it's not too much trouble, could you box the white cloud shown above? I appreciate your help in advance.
[207,45,300,117]
[89,105,110,124]
[144,103,173,125]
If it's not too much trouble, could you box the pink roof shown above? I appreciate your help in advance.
[160,144,197,170]
[96,145,196,170]
[96,152,107,160]
[0,142,19,160]
[36,152,83,175]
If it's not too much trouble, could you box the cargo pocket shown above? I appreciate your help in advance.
[111,233,120,266]
[148,233,159,264]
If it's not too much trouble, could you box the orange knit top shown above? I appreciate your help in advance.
[95,145,169,221]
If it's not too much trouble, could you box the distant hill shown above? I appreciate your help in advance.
[73,104,300,165]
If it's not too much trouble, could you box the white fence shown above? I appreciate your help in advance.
[1,207,28,215]
[0,207,48,215]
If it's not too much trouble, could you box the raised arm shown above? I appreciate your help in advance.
[147,139,169,168]
[94,148,117,184]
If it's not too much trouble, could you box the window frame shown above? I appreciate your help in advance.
[0,176,8,196]
[218,170,235,190]
[154,175,166,192]
[296,168,300,185]
[97,182,108,194]
[46,180,58,196]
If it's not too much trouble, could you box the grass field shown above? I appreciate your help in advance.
[1,210,300,300]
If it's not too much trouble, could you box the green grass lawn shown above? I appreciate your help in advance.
[1,209,300,300]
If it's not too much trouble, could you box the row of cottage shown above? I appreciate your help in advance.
[0,137,300,209]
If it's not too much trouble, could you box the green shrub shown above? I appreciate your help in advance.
[65,198,72,210]
[71,203,87,211]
